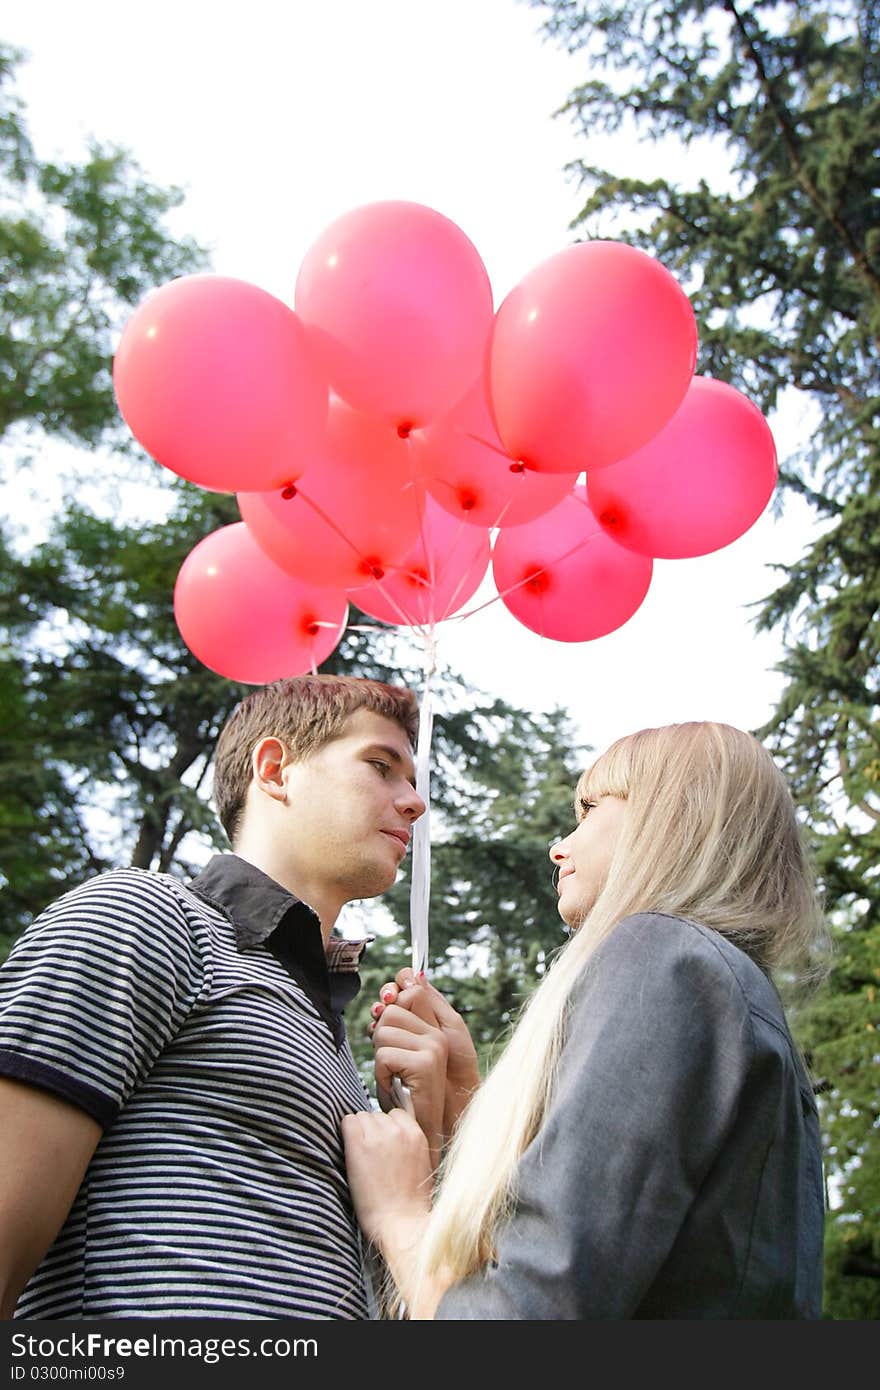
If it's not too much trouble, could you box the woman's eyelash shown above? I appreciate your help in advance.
[579,798,596,815]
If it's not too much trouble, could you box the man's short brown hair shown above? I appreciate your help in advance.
[212,674,419,843]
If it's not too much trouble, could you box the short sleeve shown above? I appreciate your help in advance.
[0,869,210,1127]
[436,912,756,1319]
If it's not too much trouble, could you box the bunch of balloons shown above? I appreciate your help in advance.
[113,200,778,684]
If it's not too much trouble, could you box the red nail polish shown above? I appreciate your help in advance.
[381,990,394,1004]
[371,1002,383,1018]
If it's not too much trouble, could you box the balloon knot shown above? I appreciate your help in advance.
[525,569,550,595]
[459,490,477,512]
[281,483,298,500]
[364,560,385,580]
[599,508,622,530]
[305,619,320,636]
[397,423,413,439]
[509,461,526,474]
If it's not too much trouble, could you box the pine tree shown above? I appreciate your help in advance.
[532,0,879,1316]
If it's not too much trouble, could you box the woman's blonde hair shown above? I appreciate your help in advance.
[410,721,829,1308]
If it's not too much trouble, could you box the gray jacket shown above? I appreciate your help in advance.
[436,912,824,1319]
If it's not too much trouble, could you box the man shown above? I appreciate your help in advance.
[0,674,425,1319]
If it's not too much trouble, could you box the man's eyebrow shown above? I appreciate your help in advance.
[363,742,418,788]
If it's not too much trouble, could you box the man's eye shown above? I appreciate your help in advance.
[370,760,391,776]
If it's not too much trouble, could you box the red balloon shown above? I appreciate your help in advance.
[173,523,348,683]
[587,376,778,558]
[349,496,491,627]
[411,378,579,528]
[491,486,652,641]
[489,241,698,474]
[113,274,328,492]
[294,200,495,428]
[238,398,425,588]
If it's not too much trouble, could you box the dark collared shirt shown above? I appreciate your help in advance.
[190,853,367,1045]
[0,855,375,1319]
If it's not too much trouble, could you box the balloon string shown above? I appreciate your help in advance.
[487,490,517,531]
[451,529,602,623]
[444,427,545,530]
[294,484,374,566]
[460,428,516,463]
[409,630,436,978]
[430,514,479,622]
[406,436,433,580]
[293,484,431,637]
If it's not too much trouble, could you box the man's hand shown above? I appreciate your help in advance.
[371,971,480,1144]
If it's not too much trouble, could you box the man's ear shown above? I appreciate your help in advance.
[250,737,288,803]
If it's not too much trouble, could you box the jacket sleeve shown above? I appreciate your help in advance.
[435,912,755,1319]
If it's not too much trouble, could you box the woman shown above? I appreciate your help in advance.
[342,722,830,1319]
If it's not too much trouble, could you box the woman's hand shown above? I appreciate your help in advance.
[371,971,481,1141]
[342,1108,432,1281]
[370,993,448,1168]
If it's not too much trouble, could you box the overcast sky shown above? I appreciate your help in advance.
[5,0,818,763]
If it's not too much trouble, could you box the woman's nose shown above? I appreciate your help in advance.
[548,837,567,864]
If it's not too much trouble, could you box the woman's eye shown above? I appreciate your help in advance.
[579,798,596,817]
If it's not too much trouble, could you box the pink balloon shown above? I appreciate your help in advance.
[294,201,495,428]
[238,399,425,588]
[349,496,491,627]
[113,274,328,492]
[491,486,652,641]
[587,376,778,559]
[411,378,579,528]
[489,241,698,474]
[173,523,348,683]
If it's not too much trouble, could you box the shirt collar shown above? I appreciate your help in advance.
[188,853,370,972]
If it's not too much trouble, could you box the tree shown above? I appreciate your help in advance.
[0,45,587,1092]
[3,477,586,1069]
[1,39,207,940]
[532,0,879,1316]
[0,44,205,447]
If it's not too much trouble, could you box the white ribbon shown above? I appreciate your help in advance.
[409,640,436,977]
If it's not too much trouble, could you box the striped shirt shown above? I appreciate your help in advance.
[0,854,376,1319]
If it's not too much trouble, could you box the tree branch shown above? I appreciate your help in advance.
[724,0,880,301]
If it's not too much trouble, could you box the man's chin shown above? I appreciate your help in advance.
[352,866,399,900]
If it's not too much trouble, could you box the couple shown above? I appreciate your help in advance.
[0,675,827,1319]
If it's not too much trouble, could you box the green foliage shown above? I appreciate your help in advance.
[0,43,206,447]
[533,0,880,1317]
[0,47,589,1081]
[0,479,429,946]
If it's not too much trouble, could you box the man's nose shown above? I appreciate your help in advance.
[398,784,427,821]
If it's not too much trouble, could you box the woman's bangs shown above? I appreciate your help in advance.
[576,741,631,812]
